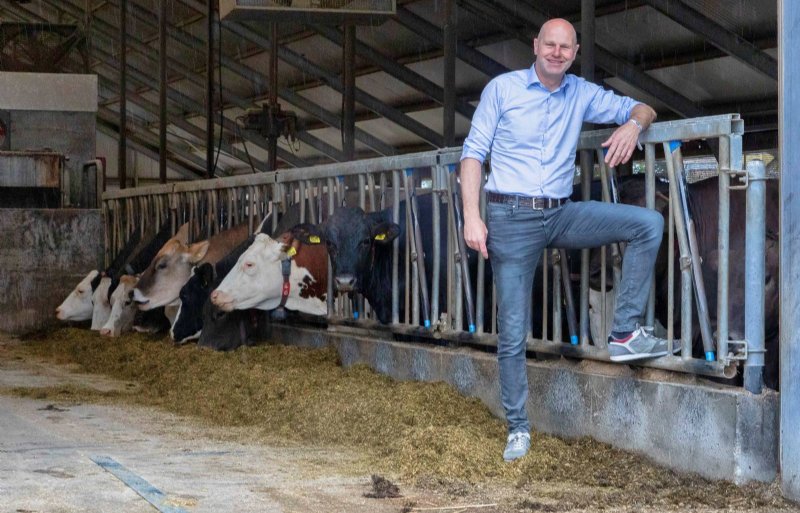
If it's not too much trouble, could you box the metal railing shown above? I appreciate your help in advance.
[102,113,765,383]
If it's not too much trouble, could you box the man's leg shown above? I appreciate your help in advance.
[486,203,547,459]
[547,200,668,359]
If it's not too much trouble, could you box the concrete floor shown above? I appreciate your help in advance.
[0,363,417,513]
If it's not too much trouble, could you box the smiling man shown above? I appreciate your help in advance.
[460,18,667,462]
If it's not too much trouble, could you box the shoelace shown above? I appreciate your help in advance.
[507,433,529,451]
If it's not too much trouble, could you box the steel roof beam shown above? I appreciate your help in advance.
[310,23,476,120]
[642,0,777,80]
[462,0,704,118]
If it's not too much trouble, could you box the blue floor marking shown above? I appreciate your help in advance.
[90,455,189,513]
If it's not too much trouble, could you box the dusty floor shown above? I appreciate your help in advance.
[0,328,797,513]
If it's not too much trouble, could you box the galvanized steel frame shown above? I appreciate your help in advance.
[103,114,766,382]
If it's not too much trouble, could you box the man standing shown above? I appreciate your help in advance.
[460,18,670,462]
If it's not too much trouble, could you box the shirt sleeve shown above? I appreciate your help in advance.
[581,80,640,126]
[461,78,503,164]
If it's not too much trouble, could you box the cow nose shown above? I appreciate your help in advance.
[335,275,356,291]
[55,307,63,319]
[100,328,111,337]
[133,298,149,305]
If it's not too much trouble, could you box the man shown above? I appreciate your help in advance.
[460,18,670,462]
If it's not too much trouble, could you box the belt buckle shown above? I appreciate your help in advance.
[531,197,544,210]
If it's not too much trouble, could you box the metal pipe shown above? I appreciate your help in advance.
[663,141,694,356]
[392,170,401,325]
[779,1,800,499]
[118,0,128,190]
[268,22,278,171]
[443,0,456,147]
[159,0,168,184]
[476,164,487,334]
[343,24,355,160]
[431,166,442,325]
[717,135,737,360]
[579,150,592,345]
[645,143,656,327]
[206,0,215,178]
[743,159,767,394]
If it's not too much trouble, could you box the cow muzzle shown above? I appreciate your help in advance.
[210,290,235,312]
[334,275,356,292]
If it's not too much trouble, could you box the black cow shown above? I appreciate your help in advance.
[291,191,506,333]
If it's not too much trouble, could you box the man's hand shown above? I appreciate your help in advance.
[601,120,640,168]
[463,215,488,259]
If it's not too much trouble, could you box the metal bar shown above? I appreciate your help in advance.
[579,150,592,346]
[91,456,189,513]
[580,115,742,150]
[443,0,457,146]
[343,24,356,160]
[743,159,767,393]
[552,249,562,344]
[118,0,127,189]
[643,0,777,80]
[159,0,168,184]
[780,0,800,500]
[206,0,214,178]
[645,143,657,328]
[392,170,401,325]
[717,136,733,358]
[476,164,487,334]
[663,141,694,356]
[431,167,442,326]
[581,0,596,82]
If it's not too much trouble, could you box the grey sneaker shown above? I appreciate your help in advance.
[503,432,530,462]
[608,326,679,362]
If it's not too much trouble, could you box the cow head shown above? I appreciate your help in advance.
[210,233,327,316]
[100,275,139,337]
[170,263,216,343]
[56,270,101,321]
[133,237,210,310]
[292,207,400,293]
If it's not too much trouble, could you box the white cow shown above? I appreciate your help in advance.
[210,233,328,316]
[56,270,100,322]
[100,275,138,337]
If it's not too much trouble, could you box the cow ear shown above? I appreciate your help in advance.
[187,241,210,264]
[371,222,401,244]
[197,263,215,287]
[174,222,191,244]
[291,223,324,245]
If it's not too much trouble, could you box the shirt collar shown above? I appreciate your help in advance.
[527,64,572,92]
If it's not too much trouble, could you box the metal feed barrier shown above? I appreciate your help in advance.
[102,114,767,387]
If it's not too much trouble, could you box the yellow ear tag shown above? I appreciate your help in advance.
[374,233,386,241]
[286,247,297,257]
[309,235,321,244]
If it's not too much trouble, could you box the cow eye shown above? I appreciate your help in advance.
[124,299,132,306]
[77,288,85,295]
[157,262,168,270]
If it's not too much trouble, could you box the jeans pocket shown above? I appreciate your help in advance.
[487,202,513,223]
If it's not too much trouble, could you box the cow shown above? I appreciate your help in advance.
[587,174,780,389]
[132,222,251,311]
[289,192,495,329]
[210,232,328,315]
[55,270,103,322]
[100,275,139,337]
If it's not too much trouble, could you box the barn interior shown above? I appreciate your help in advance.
[1,0,799,506]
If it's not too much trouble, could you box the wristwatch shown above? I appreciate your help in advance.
[629,118,644,132]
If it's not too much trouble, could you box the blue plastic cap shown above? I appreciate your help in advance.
[448,164,456,173]
[405,168,414,177]
[353,311,359,319]
[669,140,682,153]
[570,335,579,345]
[337,175,344,182]
[469,324,476,333]
[705,351,716,362]
[424,319,431,328]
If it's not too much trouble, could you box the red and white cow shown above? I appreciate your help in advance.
[210,232,328,316]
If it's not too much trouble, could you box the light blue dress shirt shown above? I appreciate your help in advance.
[461,64,640,199]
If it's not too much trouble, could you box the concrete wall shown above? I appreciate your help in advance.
[0,73,98,207]
[268,324,779,484]
[0,209,103,334]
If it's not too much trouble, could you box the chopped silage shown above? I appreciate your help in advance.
[2,327,795,511]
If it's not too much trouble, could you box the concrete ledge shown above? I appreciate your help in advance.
[268,323,778,484]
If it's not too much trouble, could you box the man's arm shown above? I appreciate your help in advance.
[601,103,657,168]
[460,157,488,259]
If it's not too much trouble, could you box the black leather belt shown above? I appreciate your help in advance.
[487,192,567,210]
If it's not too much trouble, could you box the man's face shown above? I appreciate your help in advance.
[533,22,579,83]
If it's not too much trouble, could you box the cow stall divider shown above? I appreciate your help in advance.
[101,113,767,390]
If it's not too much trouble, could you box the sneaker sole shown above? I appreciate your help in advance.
[609,349,668,362]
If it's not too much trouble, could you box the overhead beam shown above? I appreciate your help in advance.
[643,0,777,80]
[461,0,704,118]
[310,23,476,120]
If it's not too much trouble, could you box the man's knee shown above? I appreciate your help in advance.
[639,208,664,246]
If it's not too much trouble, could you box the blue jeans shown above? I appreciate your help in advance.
[486,199,664,434]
